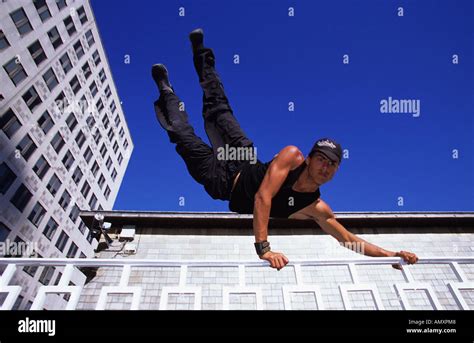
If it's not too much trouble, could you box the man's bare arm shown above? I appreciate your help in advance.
[308,199,418,265]
[253,145,304,269]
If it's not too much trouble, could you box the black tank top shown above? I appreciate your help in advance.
[228,159,321,218]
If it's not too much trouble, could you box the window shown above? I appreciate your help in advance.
[81,181,91,199]
[43,67,59,91]
[28,40,47,66]
[75,130,86,149]
[98,174,105,189]
[102,115,110,129]
[51,132,65,153]
[33,156,50,180]
[55,91,66,108]
[3,57,28,86]
[1,109,22,138]
[47,26,62,49]
[111,168,117,181]
[61,150,74,170]
[65,113,78,132]
[63,16,76,36]
[56,0,67,10]
[16,135,37,161]
[28,202,46,227]
[118,153,123,165]
[80,95,89,115]
[25,301,33,310]
[0,163,17,195]
[39,266,55,285]
[58,190,71,210]
[106,157,113,170]
[86,115,96,129]
[0,30,10,51]
[60,52,72,74]
[89,194,97,209]
[72,166,83,185]
[91,161,99,177]
[69,204,80,222]
[78,221,86,234]
[56,231,69,252]
[85,29,94,47]
[99,143,107,158]
[99,68,106,83]
[0,222,12,242]
[93,130,101,145]
[10,8,33,36]
[83,146,93,164]
[67,242,78,258]
[110,101,116,114]
[77,6,88,24]
[12,295,24,310]
[105,85,111,99]
[33,0,51,22]
[53,272,63,286]
[119,128,125,139]
[86,229,94,243]
[92,50,101,65]
[37,110,54,134]
[10,184,32,212]
[43,217,58,240]
[69,75,81,94]
[96,98,104,113]
[89,81,98,97]
[82,61,92,79]
[104,186,111,200]
[73,40,84,59]
[46,173,61,196]
[113,141,119,154]
[107,127,114,141]
[24,264,38,277]
[22,86,42,112]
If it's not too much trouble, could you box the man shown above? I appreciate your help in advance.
[152,28,419,270]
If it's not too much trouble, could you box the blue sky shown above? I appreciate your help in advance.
[90,0,473,212]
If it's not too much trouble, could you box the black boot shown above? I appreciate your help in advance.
[151,64,173,94]
[189,28,204,53]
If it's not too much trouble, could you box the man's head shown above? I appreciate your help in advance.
[305,138,343,185]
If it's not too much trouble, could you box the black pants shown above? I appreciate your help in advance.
[154,48,254,201]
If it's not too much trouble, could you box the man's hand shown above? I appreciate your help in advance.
[392,250,419,270]
[260,251,289,270]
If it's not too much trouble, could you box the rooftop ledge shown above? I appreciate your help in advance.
[79,210,474,231]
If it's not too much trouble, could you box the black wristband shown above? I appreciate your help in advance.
[254,241,271,256]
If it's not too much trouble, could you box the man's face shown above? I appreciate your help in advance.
[306,152,339,185]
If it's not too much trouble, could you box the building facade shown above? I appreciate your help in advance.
[0,0,133,309]
[71,211,473,310]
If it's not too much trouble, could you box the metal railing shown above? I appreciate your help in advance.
[1,257,473,310]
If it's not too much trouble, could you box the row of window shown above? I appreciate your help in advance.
[1,203,95,255]
[2,146,110,216]
[1,1,86,52]
[2,105,127,182]
[1,221,92,259]
[3,27,96,89]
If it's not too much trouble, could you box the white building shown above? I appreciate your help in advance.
[0,0,133,309]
